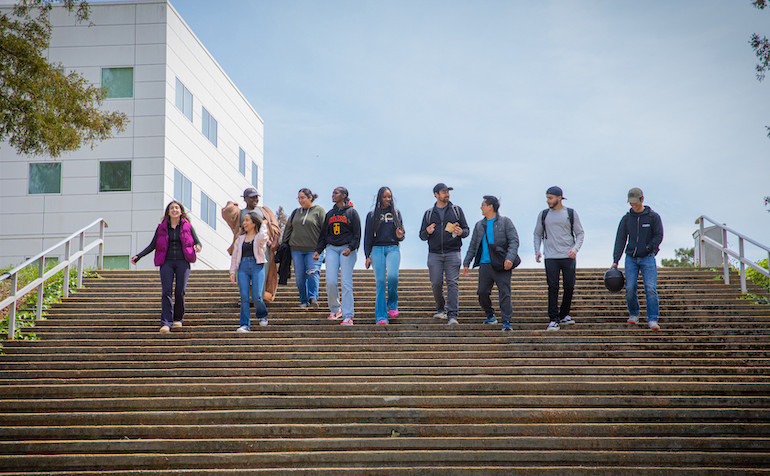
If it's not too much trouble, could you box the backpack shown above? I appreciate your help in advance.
[541,207,574,240]
[424,204,461,228]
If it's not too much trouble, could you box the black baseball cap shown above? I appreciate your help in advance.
[433,183,453,194]
[546,186,566,199]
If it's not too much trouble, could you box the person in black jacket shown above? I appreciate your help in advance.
[611,187,664,330]
[314,187,361,325]
[419,183,469,325]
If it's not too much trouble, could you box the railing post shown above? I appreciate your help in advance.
[77,231,85,289]
[98,220,105,270]
[697,217,705,267]
[63,241,71,299]
[767,251,770,296]
[36,256,45,321]
[8,273,18,340]
[739,237,746,294]
[722,228,730,285]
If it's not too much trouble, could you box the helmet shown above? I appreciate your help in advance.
[604,268,625,293]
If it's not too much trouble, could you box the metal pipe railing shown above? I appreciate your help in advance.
[696,215,770,295]
[0,218,108,339]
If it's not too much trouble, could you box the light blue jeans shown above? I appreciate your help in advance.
[237,257,268,329]
[324,244,357,319]
[625,254,659,320]
[292,250,323,304]
[371,245,400,319]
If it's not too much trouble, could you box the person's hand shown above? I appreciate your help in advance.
[535,252,542,263]
[426,223,436,235]
[130,256,138,265]
[452,223,462,236]
[396,228,405,239]
[504,259,513,270]
[313,252,320,260]
[365,257,372,269]
[610,262,618,269]
[568,249,577,259]
[229,273,236,283]
[194,244,202,253]
[342,248,351,257]
[462,266,469,277]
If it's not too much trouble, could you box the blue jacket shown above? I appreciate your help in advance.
[613,206,664,263]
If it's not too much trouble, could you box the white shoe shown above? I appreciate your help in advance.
[236,326,250,333]
[546,321,560,331]
[159,325,170,334]
[627,315,639,324]
[447,317,459,325]
[434,311,448,319]
[559,316,575,325]
[258,319,268,327]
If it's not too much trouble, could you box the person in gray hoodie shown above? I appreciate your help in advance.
[534,186,585,331]
[282,188,326,309]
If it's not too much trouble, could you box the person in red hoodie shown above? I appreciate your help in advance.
[132,201,202,333]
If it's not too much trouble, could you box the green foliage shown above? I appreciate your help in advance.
[662,247,695,267]
[0,0,127,157]
[750,0,770,137]
[746,258,769,289]
[0,262,100,350]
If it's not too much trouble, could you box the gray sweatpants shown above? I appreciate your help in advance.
[427,251,461,318]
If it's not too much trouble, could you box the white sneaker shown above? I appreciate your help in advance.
[433,311,448,319]
[627,315,639,324]
[559,316,575,325]
[258,318,268,326]
[236,326,250,333]
[447,317,459,325]
[546,321,560,331]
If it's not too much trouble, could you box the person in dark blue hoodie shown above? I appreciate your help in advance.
[314,187,361,325]
[611,187,664,330]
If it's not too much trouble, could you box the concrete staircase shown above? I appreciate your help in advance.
[1,267,769,475]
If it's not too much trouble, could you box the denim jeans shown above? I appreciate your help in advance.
[427,251,461,318]
[291,250,323,304]
[625,254,659,320]
[371,245,400,319]
[237,257,268,329]
[159,259,190,327]
[545,258,576,322]
[324,244,357,319]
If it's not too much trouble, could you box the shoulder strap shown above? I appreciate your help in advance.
[567,208,574,237]
[541,209,549,240]
[452,205,460,222]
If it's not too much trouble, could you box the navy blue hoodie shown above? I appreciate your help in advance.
[613,205,664,263]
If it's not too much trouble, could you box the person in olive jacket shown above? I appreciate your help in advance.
[282,188,326,309]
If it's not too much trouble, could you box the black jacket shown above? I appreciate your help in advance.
[274,243,292,285]
[613,206,664,263]
[315,203,361,253]
[418,201,469,254]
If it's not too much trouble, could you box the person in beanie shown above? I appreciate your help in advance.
[611,187,664,330]
[533,186,585,331]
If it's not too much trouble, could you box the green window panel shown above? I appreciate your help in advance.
[29,162,61,194]
[102,67,133,99]
[103,255,129,270]
[99,161,132,192]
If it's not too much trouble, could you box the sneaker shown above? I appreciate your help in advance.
[376,318,389,325]
[341,317,354,326]
[627,315,639,324]
[502,322,512,331]
[388,309,399,318]
[258,318,268,327]
[236,326,250,333]
[309,298,319,308]
[172,321,183,328]
[483,315,498,324]
[546,321,560,331]
[328,310,342,320]
[447,317,459,325]
[298,302,309,309]
[559,316,575,325]
[159,325,171,333]
[433,311,448,319]
[648,320,660,330]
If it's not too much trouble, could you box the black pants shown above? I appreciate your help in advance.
[545,258,575,322]
[159,259,190,327]
[477,263,513,323]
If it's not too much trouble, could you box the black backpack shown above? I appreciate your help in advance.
[541,208,574,240]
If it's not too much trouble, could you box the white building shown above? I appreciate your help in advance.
[0,0,264,270]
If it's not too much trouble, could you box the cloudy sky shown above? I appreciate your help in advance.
[173,0,769,269]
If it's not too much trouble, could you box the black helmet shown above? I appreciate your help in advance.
[604,268,625,293]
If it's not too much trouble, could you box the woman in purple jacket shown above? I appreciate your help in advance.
[131,201,202,333]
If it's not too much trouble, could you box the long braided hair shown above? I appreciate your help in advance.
[372,186,401,235]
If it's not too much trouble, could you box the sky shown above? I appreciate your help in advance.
[172,0,769,269]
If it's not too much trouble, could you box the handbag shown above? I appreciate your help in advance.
[484,230,521,271]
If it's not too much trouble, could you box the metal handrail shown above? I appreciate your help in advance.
[695,215,770,294]
[0,218,108,339]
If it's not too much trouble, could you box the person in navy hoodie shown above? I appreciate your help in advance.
[132,201,202,333]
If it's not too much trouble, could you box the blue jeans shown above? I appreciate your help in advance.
[324,244,357,319]
[292,250,323,304]
[625,255,659,320]
[237,257,268,329]
[371,245,400,319]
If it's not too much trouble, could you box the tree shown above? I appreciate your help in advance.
[765,195,770,213]
[750,0,770,137]
[0,0,127,158]
[662,247,695,268]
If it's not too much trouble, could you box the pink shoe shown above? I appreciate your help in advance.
[341,317,354,326]
[328,310,342,320]
[388,309,399,318]
[376,319,389,325]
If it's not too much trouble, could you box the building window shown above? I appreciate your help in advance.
[175,78,193,122]
[102,67,133,98]
[238,147,246,175]
[201,107,217,146]
[99,161,132,192]
[201,192,216,229]
[29,162,61,194]
[173,168,192,211]
[251,162,258,188]
[103,255,130,270]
